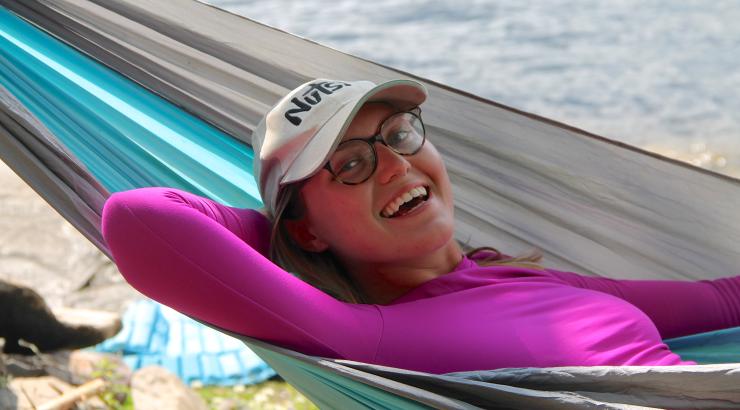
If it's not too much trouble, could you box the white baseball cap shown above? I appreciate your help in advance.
[252,78,428,216]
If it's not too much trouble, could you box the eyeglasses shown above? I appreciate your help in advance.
[323,109,426,185]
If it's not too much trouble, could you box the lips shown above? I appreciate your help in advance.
[381,186,429,218]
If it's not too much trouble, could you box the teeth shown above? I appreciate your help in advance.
[381,186,428,218]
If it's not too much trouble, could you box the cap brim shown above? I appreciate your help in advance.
[280,79,427,186]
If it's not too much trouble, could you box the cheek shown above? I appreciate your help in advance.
[304,189,375,240]
[417,146,453,200]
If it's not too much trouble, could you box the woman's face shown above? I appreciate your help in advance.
[292,103,457,266]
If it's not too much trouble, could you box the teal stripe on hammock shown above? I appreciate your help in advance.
[248,342,434,410]
[665,326,740,364]
[0,7,261,208]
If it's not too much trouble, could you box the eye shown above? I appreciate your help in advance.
[329,141,374,181]
[337,157,362,173]
[387,130,410,146]
[381,112,423,153]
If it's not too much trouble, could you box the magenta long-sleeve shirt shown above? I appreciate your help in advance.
[101,187,740,374]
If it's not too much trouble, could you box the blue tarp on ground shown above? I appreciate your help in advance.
[97,299,276,386]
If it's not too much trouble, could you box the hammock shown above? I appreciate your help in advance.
[1,1,739,408]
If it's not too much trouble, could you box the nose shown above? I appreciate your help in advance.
[374,143,410,184]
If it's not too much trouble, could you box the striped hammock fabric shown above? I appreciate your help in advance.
[1,1,740,408]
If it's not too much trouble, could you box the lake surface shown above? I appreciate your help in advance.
[205,0,740,177]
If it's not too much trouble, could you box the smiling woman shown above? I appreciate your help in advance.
[279,102,462,304]
[102,78,740,374]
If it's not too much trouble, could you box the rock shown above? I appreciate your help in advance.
[212,397,240,410]
[0,386,16,410]
[0,348,6,377]
[68,351,130,384]
[0,353,10,409]
[0,161,107,310]
[53,308,122,340]
[2,349,130,388]
[0,279,123,355]
[0,160,140,316]
[2,351,75,382]
[131,366,208,410]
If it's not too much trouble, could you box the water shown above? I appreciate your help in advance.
[205,0,740,177]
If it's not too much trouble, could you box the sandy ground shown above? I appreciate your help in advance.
[0,160,140,313]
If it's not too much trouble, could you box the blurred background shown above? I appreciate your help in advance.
[206,0,740,177]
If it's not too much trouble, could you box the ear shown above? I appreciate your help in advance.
[283,217,329,253]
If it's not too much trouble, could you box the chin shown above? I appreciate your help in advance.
[407,221,457,255]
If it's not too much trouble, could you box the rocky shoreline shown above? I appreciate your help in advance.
[1,350,314,409]
[0,161,140,313]
[0,161,315,408]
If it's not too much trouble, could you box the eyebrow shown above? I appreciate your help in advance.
[342,108,402,142]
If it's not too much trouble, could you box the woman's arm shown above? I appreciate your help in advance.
[102,187,382,361]
[548,269,740,339]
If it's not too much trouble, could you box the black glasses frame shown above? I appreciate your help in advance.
[323,109,426,185]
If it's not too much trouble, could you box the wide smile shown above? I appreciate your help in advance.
[380,185,431,218]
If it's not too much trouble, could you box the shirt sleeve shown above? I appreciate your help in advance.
[101,187,382,361]
[547,269,740,339]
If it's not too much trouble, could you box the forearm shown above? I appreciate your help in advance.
[101,187,381,359]
[550,269,740,338]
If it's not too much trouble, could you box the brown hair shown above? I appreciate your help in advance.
[269,184,543,303]
[463,246,544,270]
[269,183,366,303]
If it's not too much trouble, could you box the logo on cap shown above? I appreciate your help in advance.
[284,81,352,126]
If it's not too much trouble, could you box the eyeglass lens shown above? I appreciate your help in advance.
[328,112,425,184]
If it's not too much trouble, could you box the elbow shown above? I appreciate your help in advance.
[102,189,156,252]
[101,189,149,288]
[101,190,135,253]
[101,187,180,293]
[102,187,184,244]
